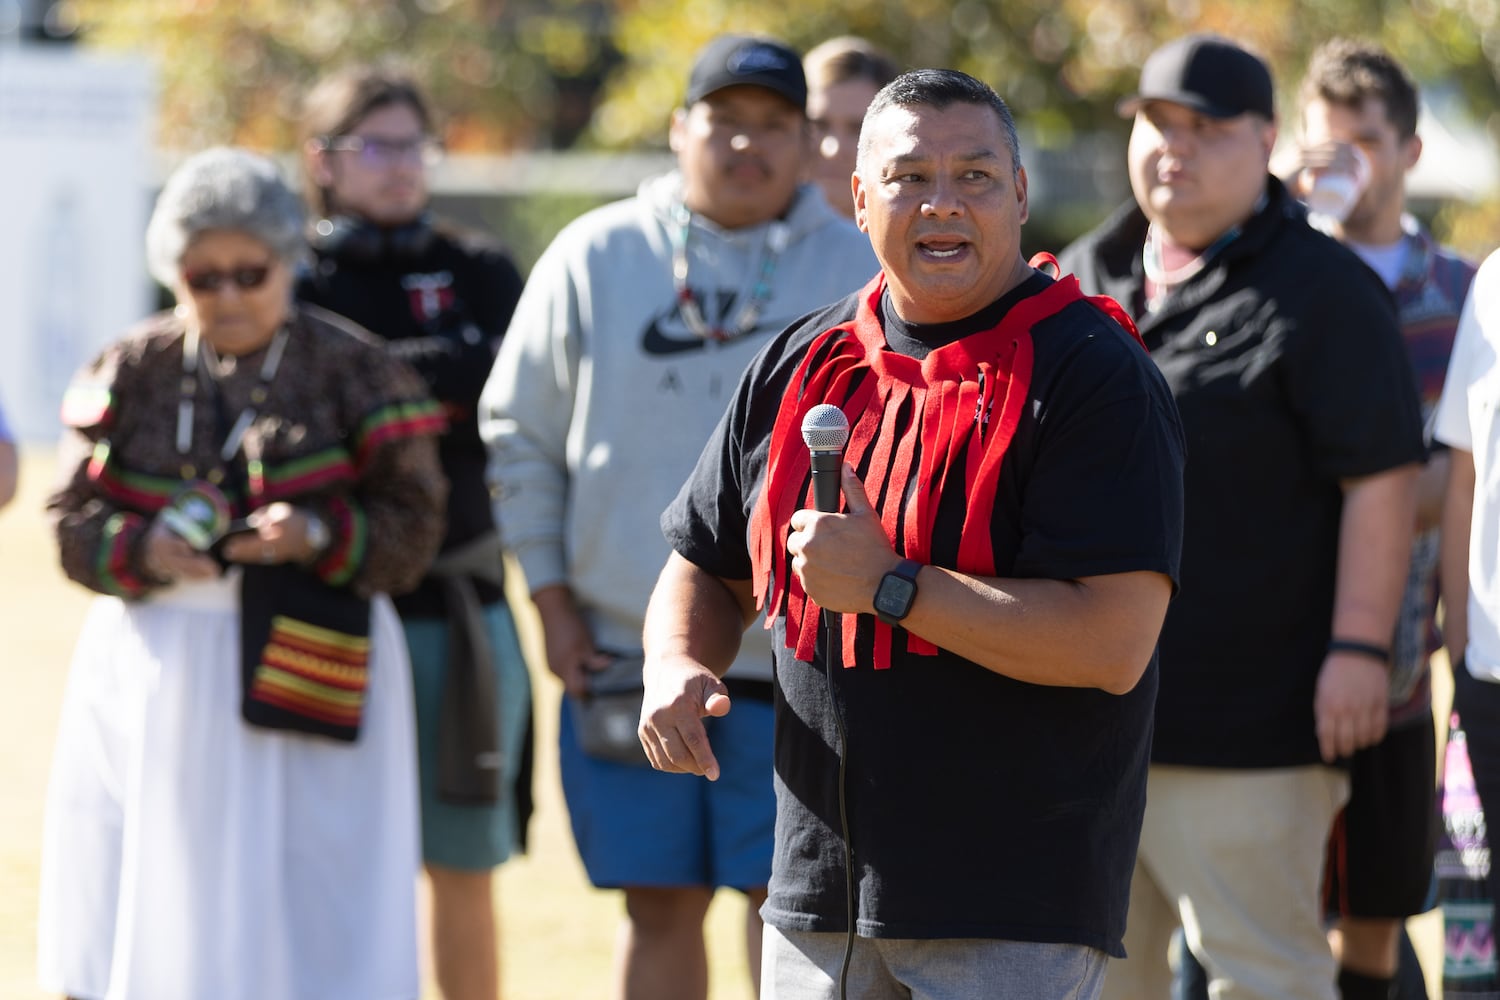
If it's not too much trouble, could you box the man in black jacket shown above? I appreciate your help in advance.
[1060,34,1425,1000]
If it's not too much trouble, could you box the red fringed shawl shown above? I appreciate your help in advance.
[749,259,1142,670]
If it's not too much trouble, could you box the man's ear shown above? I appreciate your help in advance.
[1401,132,1423,174]
[1260,117,1279,161]
[668,108,688,154]
[852,171,869,233]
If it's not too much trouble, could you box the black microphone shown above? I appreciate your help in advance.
[801,404,851,513]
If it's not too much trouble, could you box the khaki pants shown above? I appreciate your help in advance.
[1101,764,1350,1000]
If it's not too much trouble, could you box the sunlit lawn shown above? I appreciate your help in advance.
[0,450,757,1000]
[0,449,1442,998]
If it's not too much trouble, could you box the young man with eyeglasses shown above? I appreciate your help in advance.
[480,34,876,1000]
[296,64,531,1000]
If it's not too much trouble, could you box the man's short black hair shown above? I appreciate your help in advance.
[1301,38,1420,140]
[857,69,1022,179]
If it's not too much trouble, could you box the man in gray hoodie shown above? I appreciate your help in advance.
[479,33,877,1000]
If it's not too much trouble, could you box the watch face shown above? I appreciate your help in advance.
[874,575,917,617]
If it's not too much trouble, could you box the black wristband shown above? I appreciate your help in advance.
[1327,638,1391,663]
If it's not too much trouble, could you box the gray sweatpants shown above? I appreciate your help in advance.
[761,923,1109,999]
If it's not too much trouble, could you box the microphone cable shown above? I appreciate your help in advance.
[823,609,856,1000]
[802,402,856,998]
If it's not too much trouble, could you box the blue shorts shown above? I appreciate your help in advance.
[558,690,774,891]
[405,602,532,870]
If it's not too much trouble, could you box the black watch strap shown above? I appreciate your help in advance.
[874,558,922,626]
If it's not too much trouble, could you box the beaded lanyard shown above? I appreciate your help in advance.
[175,322,291,482]
[671,203,789,342]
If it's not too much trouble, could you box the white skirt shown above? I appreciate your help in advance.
[37,573,420,1000]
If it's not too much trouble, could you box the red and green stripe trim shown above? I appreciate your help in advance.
[249,668,366,726]
[312,494,366,588]
[251,447,357,503]
[92,460,184,514]
[354,399,446,467]
[261,648,368,692]
[265,615,370,671]
[96,512,151,597]
[91,444,357,516]
[248,615,370,727]
[60,383,114,430]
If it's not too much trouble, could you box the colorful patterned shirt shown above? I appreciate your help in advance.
[1380,217,1478,725]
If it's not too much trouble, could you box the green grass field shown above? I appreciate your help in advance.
[0,448,1445,998]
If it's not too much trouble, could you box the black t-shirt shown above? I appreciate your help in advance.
[1060,180,1427,767]
[298,221,525,616]
[662,272,1186,955]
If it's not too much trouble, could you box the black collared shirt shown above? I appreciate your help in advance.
[1061,177,1427,768]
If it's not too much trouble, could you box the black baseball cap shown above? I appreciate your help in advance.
[1117,34,1274,120]
[685,34,807,111]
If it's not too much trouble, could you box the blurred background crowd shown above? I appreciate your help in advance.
[0,0,1495,433]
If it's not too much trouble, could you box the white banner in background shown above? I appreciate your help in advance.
[0,48,155,443]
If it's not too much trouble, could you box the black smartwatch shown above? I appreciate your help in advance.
[873,559,922,626]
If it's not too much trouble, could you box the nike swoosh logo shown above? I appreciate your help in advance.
[639,292,782,356]
[641,312,710,355]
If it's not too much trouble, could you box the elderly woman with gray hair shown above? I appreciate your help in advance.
[36,147,446,1000]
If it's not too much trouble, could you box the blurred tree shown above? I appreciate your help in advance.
[66,0,1499,253]
[597,0,1499,157]
[70,0,620,152]
[590,0,1498,252]
[71,0,1499,157]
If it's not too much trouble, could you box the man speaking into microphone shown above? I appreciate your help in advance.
[641,70,1186,997]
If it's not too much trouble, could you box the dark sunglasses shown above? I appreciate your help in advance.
[182,264,273,294]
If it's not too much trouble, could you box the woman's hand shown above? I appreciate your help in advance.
[143,517,221,582]
[220,502,322,565]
